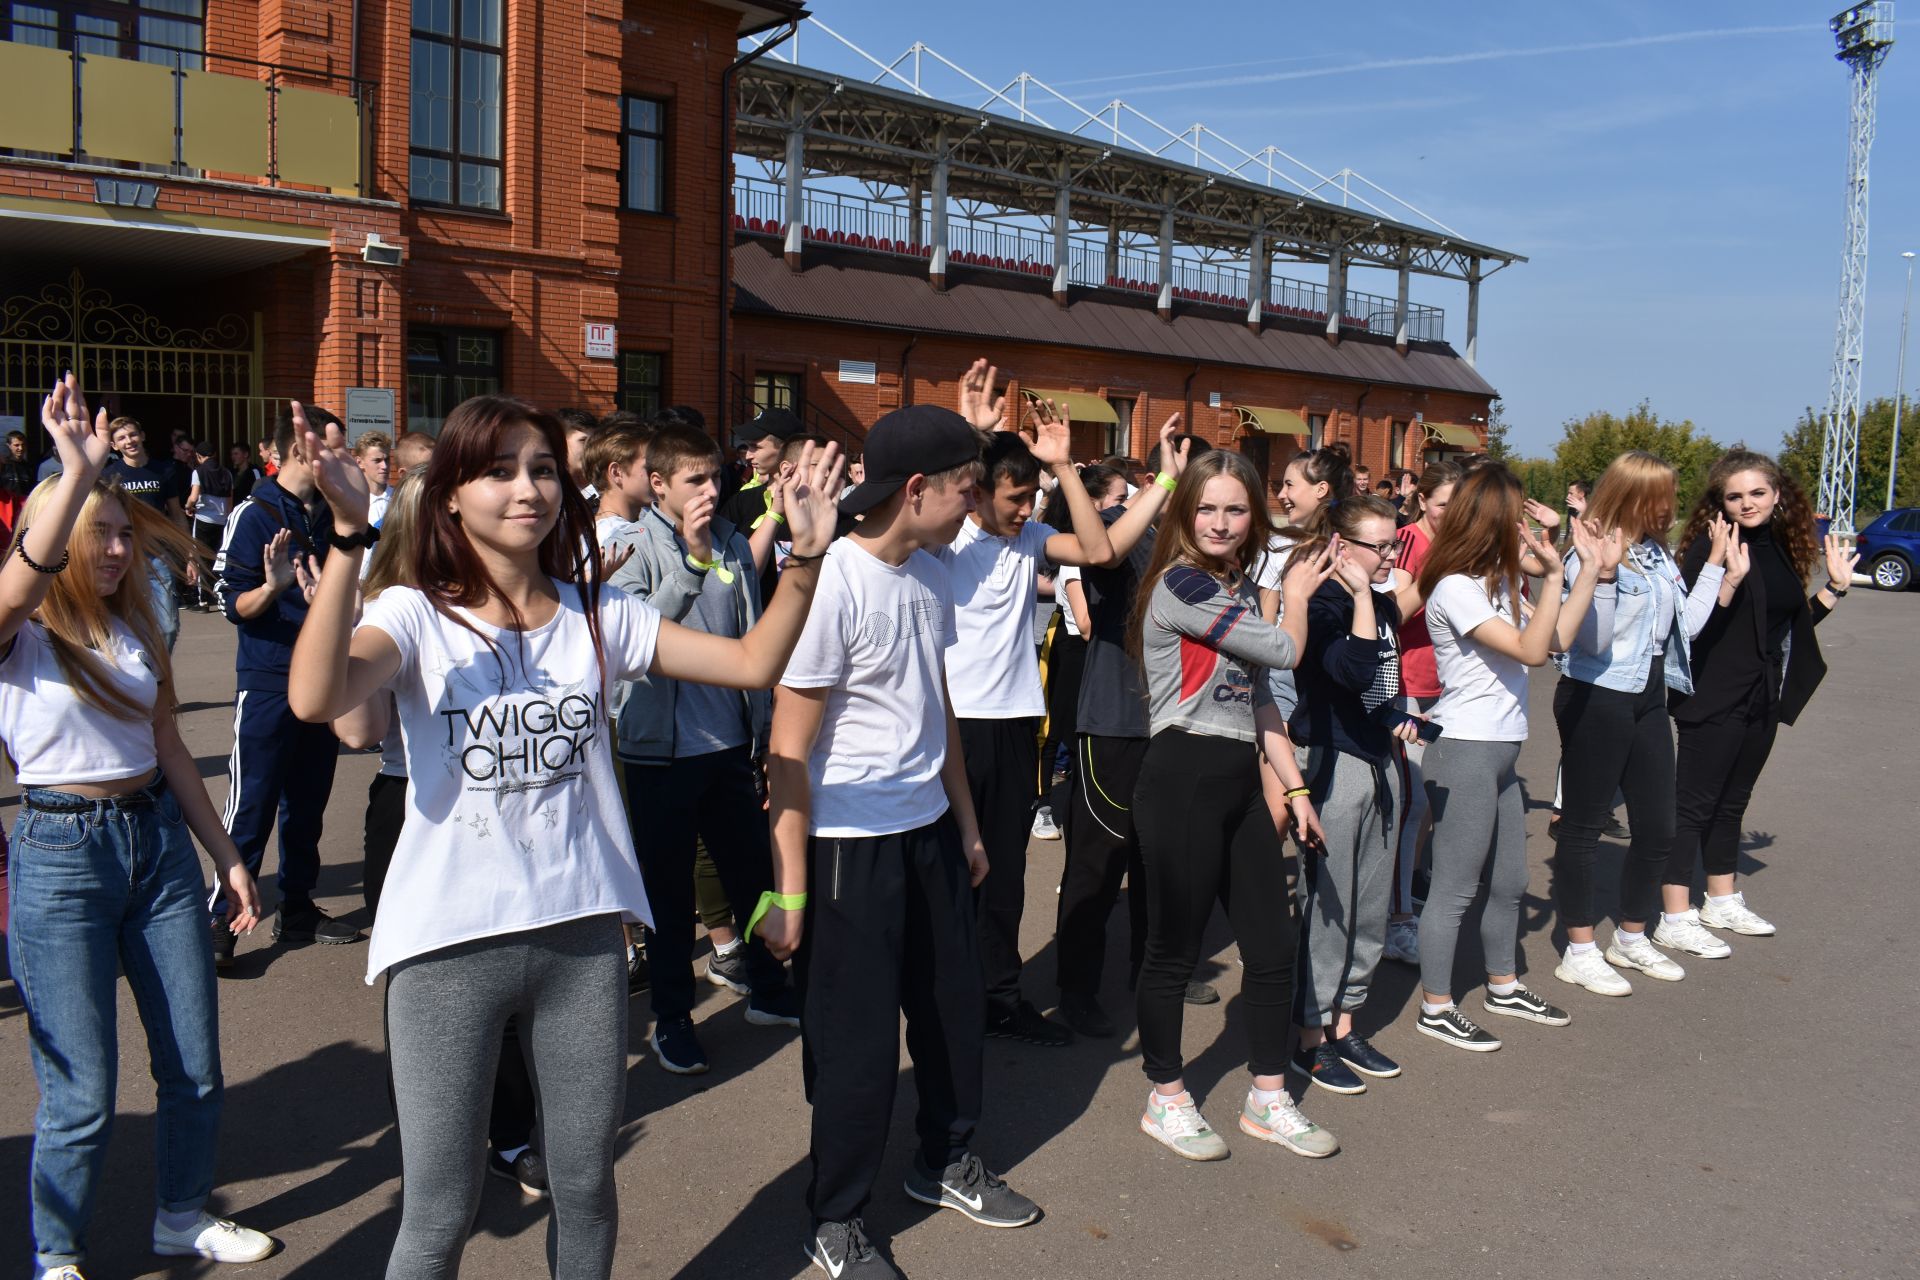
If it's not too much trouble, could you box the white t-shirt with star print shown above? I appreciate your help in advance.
[355,581,660,982]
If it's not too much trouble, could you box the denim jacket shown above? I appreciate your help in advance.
[1553,540,1723,695]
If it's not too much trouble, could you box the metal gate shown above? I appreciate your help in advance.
[0,269,284,457]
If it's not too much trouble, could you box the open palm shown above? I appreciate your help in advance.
[297,401,370,527]
[781,440,847,556]
[40,372,114,477]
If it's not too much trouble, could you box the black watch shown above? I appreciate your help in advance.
[328,524,380,553]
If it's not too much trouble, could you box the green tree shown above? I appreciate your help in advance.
[1777,395,1920,521]
[1551,401,1722,515]
[1483,397,1514,464]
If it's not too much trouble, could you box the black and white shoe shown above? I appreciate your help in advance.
[1416,1005,1502,1052]
[1481,984,1572,1026]
[806,1218,898,1278]
[903,1152,1040,1228]
[985,1001,1072,1047]
[705,946,749,994]
[486,1146,549,1198]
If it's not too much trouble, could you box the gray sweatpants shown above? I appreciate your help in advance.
[385,914,628,1280]
[1295,746,1401,1028]
[1417,739,1529,999]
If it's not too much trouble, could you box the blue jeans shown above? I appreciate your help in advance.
[148,555,179,652]
[8,778,224,1271]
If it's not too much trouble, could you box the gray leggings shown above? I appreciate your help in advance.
[1417,739,1528,999]
[385,914,628,1280]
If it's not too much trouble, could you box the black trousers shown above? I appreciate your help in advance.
[1133,730,1297,1084]
[1551,666,1676,930]
[362,770,407,919]
[795,813,983,1224]
[623,746,786,1022]
[1041,631,1087,812]
[1055,733,1149,998]
[219,688,338,916]
[1668,683,1779,884]
[957,716,1040,1016]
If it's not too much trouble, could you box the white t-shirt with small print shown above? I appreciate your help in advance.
[1424,573,1530,742]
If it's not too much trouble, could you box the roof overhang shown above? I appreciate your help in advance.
[1422,421,1482,449]
[711,0,810,39]
[1021,387,1117,425]
[0,195,329,290]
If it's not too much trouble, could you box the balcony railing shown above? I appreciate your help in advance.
[0,24,373,196]
[732,176,1445,343]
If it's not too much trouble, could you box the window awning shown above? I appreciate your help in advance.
[1021,387,1118,425]
[1237,405,1308,436]
[1422,422,1481,449]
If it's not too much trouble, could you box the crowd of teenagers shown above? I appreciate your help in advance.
[0,359,1859,1280]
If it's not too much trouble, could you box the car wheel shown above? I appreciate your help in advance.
[1870,553,1912,591]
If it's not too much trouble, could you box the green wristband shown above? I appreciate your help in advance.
[743,890,809,942]
[1155,471,1177,493]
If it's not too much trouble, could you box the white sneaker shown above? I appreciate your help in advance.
[1699,892,1775,936]
[1554,946,1632,996]
[152,1211,274,1262]
[1030,807,1062,841]
[1606,930,1686,982]
[1653,911,1732,958]
[1140,1089,1228,1161]
[37,1267,87,1280]
[1383,917,1420,965]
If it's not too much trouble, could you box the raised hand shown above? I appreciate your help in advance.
[1329,537,1372,596]
[682,490,716,564]
[40,371,114,479]
[1156,412,1192,478]
[957,359,1007,432]
[1583,520,1626,575]
[1282,537,1338,602]
[1706,512,1733,566]
[1721,523,1749,590]
[292,552,322,604]
[1518,521,1563,576]
[296,401,370,529]
[1522,498,1562,531]
[1823,532,1860,590]
[598,540,635,580]
[1027,397,1073,469]
[263,529,296,594]
[780,439,847,557]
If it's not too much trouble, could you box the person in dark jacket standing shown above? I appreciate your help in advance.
[1656,450,1857,949]
[210,406,360,963]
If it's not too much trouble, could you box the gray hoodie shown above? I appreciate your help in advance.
[1141,565,1296,743]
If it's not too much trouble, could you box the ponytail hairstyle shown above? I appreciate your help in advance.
[1678,448,1819,581]
[1127,450,1274,659]
[1283,492,1401,576]
[1584,450,1677,548]
[1274,440,1357,543]
[1416,463,1526,613]
[362,464,428,599]
[1410,458,1465,526]
[9,476,198,716]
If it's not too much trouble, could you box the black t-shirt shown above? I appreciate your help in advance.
[1076,505,1153,739]
[721,479,781,604]
[104,456,182,515]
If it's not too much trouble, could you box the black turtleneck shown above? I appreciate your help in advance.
[1744,521,1802,658]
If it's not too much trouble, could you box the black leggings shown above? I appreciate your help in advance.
[1551,666,1676,930]
[1134,729,1296,1084]
[1668,683,1779,885]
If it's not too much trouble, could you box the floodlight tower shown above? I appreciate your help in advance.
[1820,3,1895,534]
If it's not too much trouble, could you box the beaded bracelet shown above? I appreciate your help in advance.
[13,529,68,575]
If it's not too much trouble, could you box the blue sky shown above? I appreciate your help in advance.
[770,2,1919,457]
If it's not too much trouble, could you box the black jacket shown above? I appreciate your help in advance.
[1673,530,1830,727]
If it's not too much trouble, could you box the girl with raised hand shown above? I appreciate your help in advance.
[1129,450,1339,1164]
[1656,450,1857,950]
[1548,450,1726,997]
[286,395,840,1279]
[1410,466,1611,1052]
[3,374,271,1280]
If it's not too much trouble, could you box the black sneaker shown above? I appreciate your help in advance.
[273,902,361,946]
[1482,984,1572,1026]
[1416,1005,1502,1052]
[985,1000,1072,1047]
[1605,815,1631,840]
[210,914,238,970]
[487,1146,550,1198]
[627,940,650,995]
[1183,980,1220,1006]
[1058,992,1115,1039]
[1332,1031,1402,1079]
[806,1218,898,1278]
[903,1152,1040,1228]
[1292,1041,1367,1095]
[650,1015,709,1075]
[745,984,801,1028]
[705,946,749,994]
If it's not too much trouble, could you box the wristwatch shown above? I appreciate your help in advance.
[328,525,380,552]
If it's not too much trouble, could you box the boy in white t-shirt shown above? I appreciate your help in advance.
[761,405,1041,1279]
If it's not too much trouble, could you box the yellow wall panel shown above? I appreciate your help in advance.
[182,70,270,178]
[275,85,360,192]
[0,43,75,153]
[81,55,176,166]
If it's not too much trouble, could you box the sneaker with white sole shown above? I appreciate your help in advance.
[1480,984,1571,1026]
[37,1268,87,1280]
[1239,1090,1339,1157]
[1030,806,1061,841]
[1416,1004,1502,1051]
[1140,1089,1228,1161]
[1653,911,1733,959]
[1698,892,1775,936]
[1383,917,1420,965]
[902,1152,1040,1227]
[152,1211,274,1263]
[1555,946,1632,996]
[1606,930,1686,982]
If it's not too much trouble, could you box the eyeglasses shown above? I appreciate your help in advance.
[1349,539,1400,558]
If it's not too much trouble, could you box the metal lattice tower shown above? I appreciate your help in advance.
[1820,4,1895,534]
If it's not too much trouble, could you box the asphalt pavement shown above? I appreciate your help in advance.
[2,591,1915,1279]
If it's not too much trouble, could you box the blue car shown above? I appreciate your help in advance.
[1857,507,1920,590]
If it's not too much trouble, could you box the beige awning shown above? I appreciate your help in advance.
[1423,421,1481,449]
[1237,405,1309,436]
[1021,387,1119,425]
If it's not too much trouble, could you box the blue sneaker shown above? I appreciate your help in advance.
[1292,1040,1367,1095]
[650,1016,709,1075]
[1332,1031,1402,1079]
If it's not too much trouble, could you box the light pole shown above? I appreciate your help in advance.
[1892,250,1915,510]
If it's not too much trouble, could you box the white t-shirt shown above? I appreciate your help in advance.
[936,517,1055,719]
[780,539,957,838]
[1253,532,1299,593]
[1055,565,1083,638]
[0,619,159,786]
[1424,573,1529,742]
[354,582,661,981]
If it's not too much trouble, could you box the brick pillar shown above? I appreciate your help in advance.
[311,240,403,423]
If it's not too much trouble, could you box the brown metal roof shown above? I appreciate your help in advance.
[730,240,1498,399]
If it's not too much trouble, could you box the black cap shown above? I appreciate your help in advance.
[837,406,982,515]
[731,407,804,449]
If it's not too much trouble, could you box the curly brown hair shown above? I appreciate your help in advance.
[1677,448,1819,580]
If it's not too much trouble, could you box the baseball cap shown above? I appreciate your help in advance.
[837,405,983,516]
[731,407,803,449]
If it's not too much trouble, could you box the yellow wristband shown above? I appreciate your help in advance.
[1155,471,1177,493]
[685,552,735,585]
[1285,787,1312,799]
[743,890,809,941]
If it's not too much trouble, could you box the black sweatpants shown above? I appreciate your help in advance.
[218,687,338,917]
[1668,682,1779,885]
[795,813,984,1225]
[1133,730,1297,1084]
[1055,733,1148,999]
[623,746,786,1023]
[1041,630,1086,813]
[1551,663,1676,930]
[957,716,1040,1017]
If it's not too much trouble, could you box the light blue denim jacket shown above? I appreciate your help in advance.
[1553,540,1723,695]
